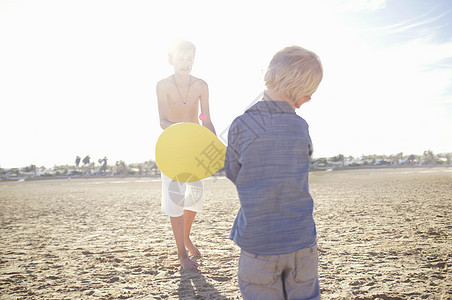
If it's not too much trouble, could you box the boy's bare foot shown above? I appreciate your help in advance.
[185,238,201,257]
[179,254,199,270]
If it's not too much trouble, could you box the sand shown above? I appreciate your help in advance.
[0,168,451,299]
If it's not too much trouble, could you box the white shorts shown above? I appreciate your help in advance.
[161,173,204,217]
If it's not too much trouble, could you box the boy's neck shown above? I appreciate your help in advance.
[173,73,191,82]
[263,90,295,108]
[263,90,310,109]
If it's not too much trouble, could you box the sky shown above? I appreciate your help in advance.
[1,0,451,168]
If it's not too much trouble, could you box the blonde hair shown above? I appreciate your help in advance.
[264,46,323,103]
[168,39,196,64]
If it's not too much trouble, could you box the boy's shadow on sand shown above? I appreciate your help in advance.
[178,269,229,299]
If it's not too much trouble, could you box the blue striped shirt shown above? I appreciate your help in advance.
[225,100,316,255]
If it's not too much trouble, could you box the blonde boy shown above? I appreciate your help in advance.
[156,40,215,270]
[224,46,323,299]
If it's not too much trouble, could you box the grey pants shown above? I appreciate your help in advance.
[238,244,320,300]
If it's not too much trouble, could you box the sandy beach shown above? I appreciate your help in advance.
[0,168,451,299]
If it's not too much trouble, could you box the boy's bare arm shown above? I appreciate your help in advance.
[156,80,174,130]
[199,80,216,135]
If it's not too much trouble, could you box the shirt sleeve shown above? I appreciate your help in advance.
[224,119,241,185]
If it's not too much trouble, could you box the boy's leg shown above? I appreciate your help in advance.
[170,215,199,269]
[183,210,201,257]
[237,250,283,299]
[161,174,202,268]
[183,180,203,257]
[283,245,320,300]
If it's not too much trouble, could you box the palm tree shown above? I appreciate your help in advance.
[82,155,91,175]
[115,161,127,176]
[422,150,435,165]
[98,157,108,174]
[82,155,90,165]
[407,154,416,165]
[75,156,81,170]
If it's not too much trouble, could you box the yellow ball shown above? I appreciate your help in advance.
[156,123,226,182]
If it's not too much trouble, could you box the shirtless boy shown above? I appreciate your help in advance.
[156,39,216,269]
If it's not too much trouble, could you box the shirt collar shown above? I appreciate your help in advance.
[245,100,295,114]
